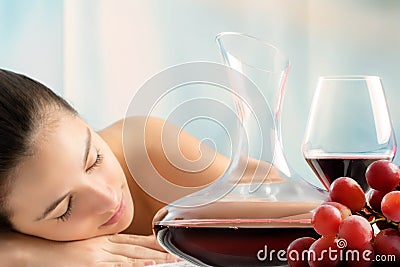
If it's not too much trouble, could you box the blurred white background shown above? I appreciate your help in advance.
[1,0,399,188]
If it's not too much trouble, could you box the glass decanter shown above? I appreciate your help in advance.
[123,32,328,267]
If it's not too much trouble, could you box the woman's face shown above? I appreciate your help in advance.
[7,114,134,241]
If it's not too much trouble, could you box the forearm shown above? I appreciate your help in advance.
[0,231,179,267]
[0,231,30,266]
[0,231,60,267]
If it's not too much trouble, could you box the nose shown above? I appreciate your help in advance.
[85,182,119,214]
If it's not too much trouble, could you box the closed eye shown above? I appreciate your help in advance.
[86,150,103,173]
[56,195,73,222]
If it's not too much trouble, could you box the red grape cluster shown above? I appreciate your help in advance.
[286,160,400,267]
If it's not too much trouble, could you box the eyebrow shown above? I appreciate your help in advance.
[36,193,69,221]
[36,128,91,221]
[83,127,92,169]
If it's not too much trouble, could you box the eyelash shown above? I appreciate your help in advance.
[56,195,73,222]
[86,150,103,173]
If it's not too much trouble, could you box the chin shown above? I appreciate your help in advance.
[109,200,134,235]
[119,210,134,233]
[121,186,135,231]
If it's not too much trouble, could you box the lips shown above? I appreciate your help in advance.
[101,195,126,227]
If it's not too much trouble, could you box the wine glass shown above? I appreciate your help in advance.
[302,76,396,192]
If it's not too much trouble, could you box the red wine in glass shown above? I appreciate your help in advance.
[304,155,391,192]
[302,76,396,193]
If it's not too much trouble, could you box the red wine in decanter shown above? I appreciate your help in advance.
[153,201,319,266]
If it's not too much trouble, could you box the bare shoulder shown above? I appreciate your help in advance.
[98,116,164,151]
[99,116,165,135]
[100,115,227,187]
[98,116,166,163]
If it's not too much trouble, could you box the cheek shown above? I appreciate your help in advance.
[103,151,126,184]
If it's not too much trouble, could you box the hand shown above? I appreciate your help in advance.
[64,234,179,267]
[1,232,179,267]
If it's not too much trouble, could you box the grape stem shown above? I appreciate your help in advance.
[369,217,387,224]
[362,204,399,228]
[364,204,381,217]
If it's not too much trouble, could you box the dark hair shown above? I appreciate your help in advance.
[0,69,77,231]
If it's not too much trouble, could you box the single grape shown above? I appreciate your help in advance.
[286,237,316,267]
[323,201,352,219]
[374,228,400,261]
[368,189,386,212]
[381,191,400,222]
[365,160,400,192]
[345,241,374,267]
[338,215,373,249]
[308,236,341,267]
[329,177,366,212]
[311,204,342,236]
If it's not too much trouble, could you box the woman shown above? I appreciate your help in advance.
[0,68,272,266]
